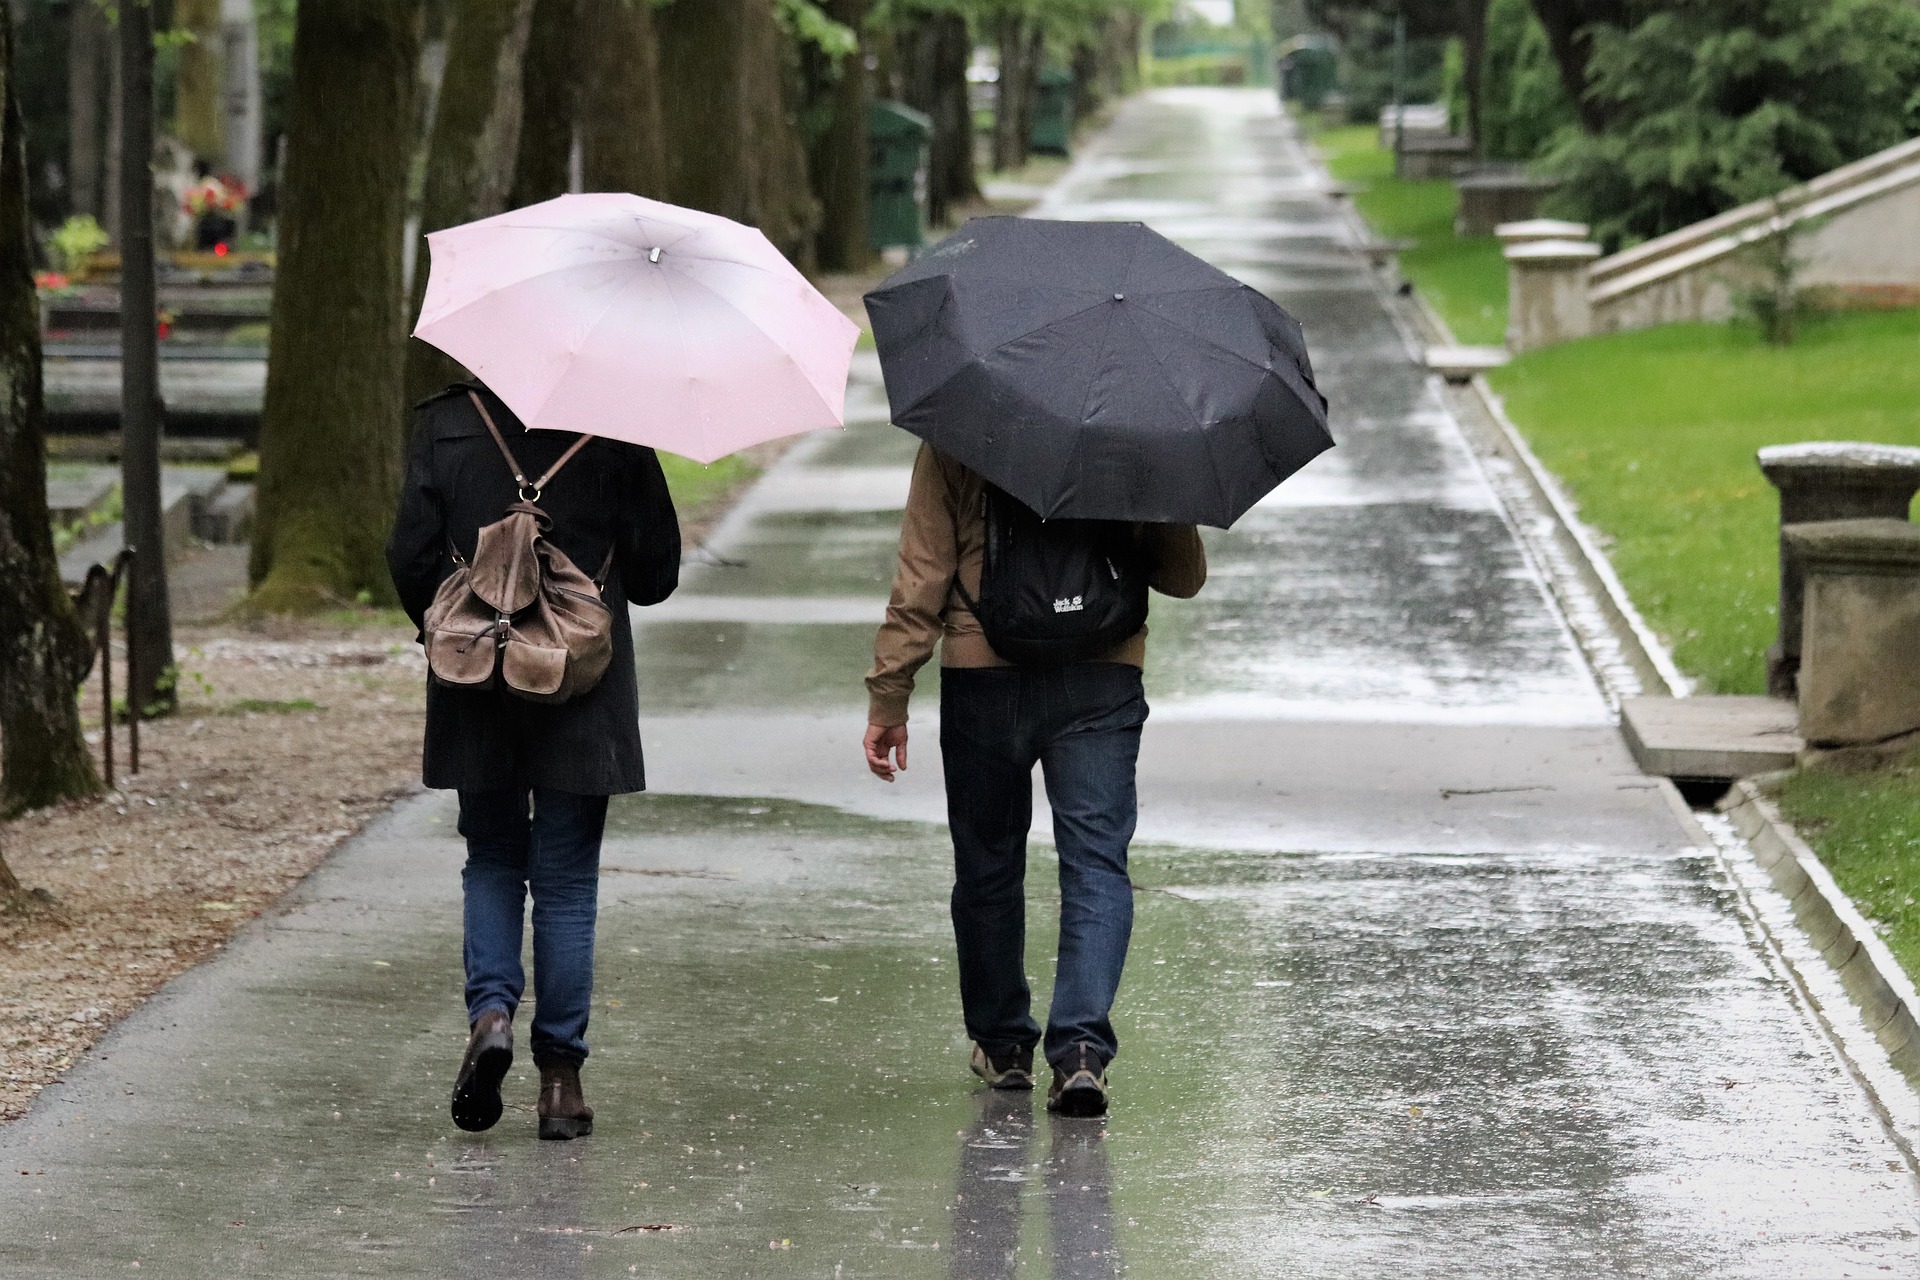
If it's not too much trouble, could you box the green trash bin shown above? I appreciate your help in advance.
[869,100,932,253]
[1029,67,1073,156]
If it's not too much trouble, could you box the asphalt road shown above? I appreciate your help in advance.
[2,89,1915,1279]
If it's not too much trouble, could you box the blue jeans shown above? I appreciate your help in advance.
[457,786,608,1067]
[939,664,1146,1067]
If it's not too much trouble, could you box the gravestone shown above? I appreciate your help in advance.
[1784,519,1920,749]
[1758,442,1920,696]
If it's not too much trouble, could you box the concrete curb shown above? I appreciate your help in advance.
[1719,778,1920,1085]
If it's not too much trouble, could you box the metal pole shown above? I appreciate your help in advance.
[1390,12,1407,176]
[119,0,174,720]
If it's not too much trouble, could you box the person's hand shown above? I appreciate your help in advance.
[864,723,908,782]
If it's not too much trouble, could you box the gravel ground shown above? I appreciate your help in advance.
[0,621,427,1122]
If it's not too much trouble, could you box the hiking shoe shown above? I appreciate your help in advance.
[1047,1043,1109,1118]
[537,1061,595,1141]
[969,1041,1035,1091]
[450,1008,513,1133]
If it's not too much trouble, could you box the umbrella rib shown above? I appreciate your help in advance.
[1132,290,1276,374]
[667,270,845,419]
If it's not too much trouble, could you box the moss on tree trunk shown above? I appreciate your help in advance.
[745,1,818,266]
[406,0,536,405]
[579,0,667,199]
[0,4,102,815]
[248,0,422,614]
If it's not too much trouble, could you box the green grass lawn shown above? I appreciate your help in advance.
[1777,752,1920,982]
[658,451,762,517]
[1487,309,1920,695]
[1311,123,1508,345]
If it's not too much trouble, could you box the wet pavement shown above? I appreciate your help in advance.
[4,89,1918,1277]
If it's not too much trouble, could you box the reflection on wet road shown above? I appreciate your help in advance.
[2,90,1916,1278]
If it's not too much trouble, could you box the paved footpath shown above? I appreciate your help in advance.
[5,90,1918,1279]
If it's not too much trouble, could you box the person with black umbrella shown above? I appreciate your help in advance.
[860,218,1331,1117]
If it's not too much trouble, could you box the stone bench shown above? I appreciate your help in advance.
[1759,442,1920,696]
[1785,518,1920,754]
[1456,172,1559,236]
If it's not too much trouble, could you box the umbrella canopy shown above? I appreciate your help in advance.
[414,193,859,464]
[863,216,1332,527]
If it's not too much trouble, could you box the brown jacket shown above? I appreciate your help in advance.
[865,443,1207,726]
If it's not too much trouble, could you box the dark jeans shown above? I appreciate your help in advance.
[940,663,1147,1068]
[457,786,608,1067]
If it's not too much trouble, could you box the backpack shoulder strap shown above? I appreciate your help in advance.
[467,390,593,499]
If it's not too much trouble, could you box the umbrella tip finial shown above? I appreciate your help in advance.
[1113,292,1124,301]
[649,246,662,263]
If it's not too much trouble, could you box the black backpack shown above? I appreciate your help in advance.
[954,484,1150,667]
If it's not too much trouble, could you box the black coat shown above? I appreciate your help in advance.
[386,382,680,795]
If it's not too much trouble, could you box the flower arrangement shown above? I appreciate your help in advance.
[183,175,247,217]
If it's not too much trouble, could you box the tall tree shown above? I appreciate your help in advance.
[1544,0,1920,247]
[248,0,422,612]
[67,0,108,219]
[1524,0,1629,134]
[120,0,175,715]
[508,0,580,207]
[991,9,1040,172]
[810,0,871,270]
[175,0,226,165]
[657,0,817,263]
[899,7,979,227]
[405,0,536,404]
[579,0,668,197]
[657,0,754,218]
[0,1,101,815]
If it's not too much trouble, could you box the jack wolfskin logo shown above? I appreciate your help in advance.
[1053,596,1085,613]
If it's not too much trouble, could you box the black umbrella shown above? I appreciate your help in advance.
[863,216,1332,528]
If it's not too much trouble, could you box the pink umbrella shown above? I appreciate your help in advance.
[412,193,860,463]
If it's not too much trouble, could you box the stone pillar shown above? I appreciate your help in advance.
[1504,239,1599,352]
[1494,219,1589,250]
[1758,442,1920,696]
[1784,519,1920,748]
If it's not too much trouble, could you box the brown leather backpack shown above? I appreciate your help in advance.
[423,392,614,704]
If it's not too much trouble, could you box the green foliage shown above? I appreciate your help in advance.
[776,0,858,58]
[1315,122,1507,344]
[1544,0,1920,249]
[47,215,110,274]
[1778,751,1920,986]
[1487,309,1920,693]
[1476,0,1571,162]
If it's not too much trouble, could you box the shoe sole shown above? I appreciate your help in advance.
[1047,1074,1109,1118]
[539,1115,593,1141]
[450,1042,512,1133]
[971,1065,1035,1091]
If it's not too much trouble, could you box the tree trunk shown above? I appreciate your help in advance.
[103,29,122,241]
[655,0,815,263]
[1526,0,1627,134]
[509,0,580,207]
[746,7,817,267]
[1455,0,1488,156]
[810,0,870,271]
[67,0,107,219]
[406,0,536,405]
[992,15,1026,172]
[1015,24,1041,162]
[901,10,976,229]
[656,0,752,221]
[0,3,102,815]
[248,0,421,613]
[578,0,667,199]
[120,0,175,716]
[175,0,225,165]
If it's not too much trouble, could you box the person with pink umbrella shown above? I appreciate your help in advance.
[387,194,858,1140]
